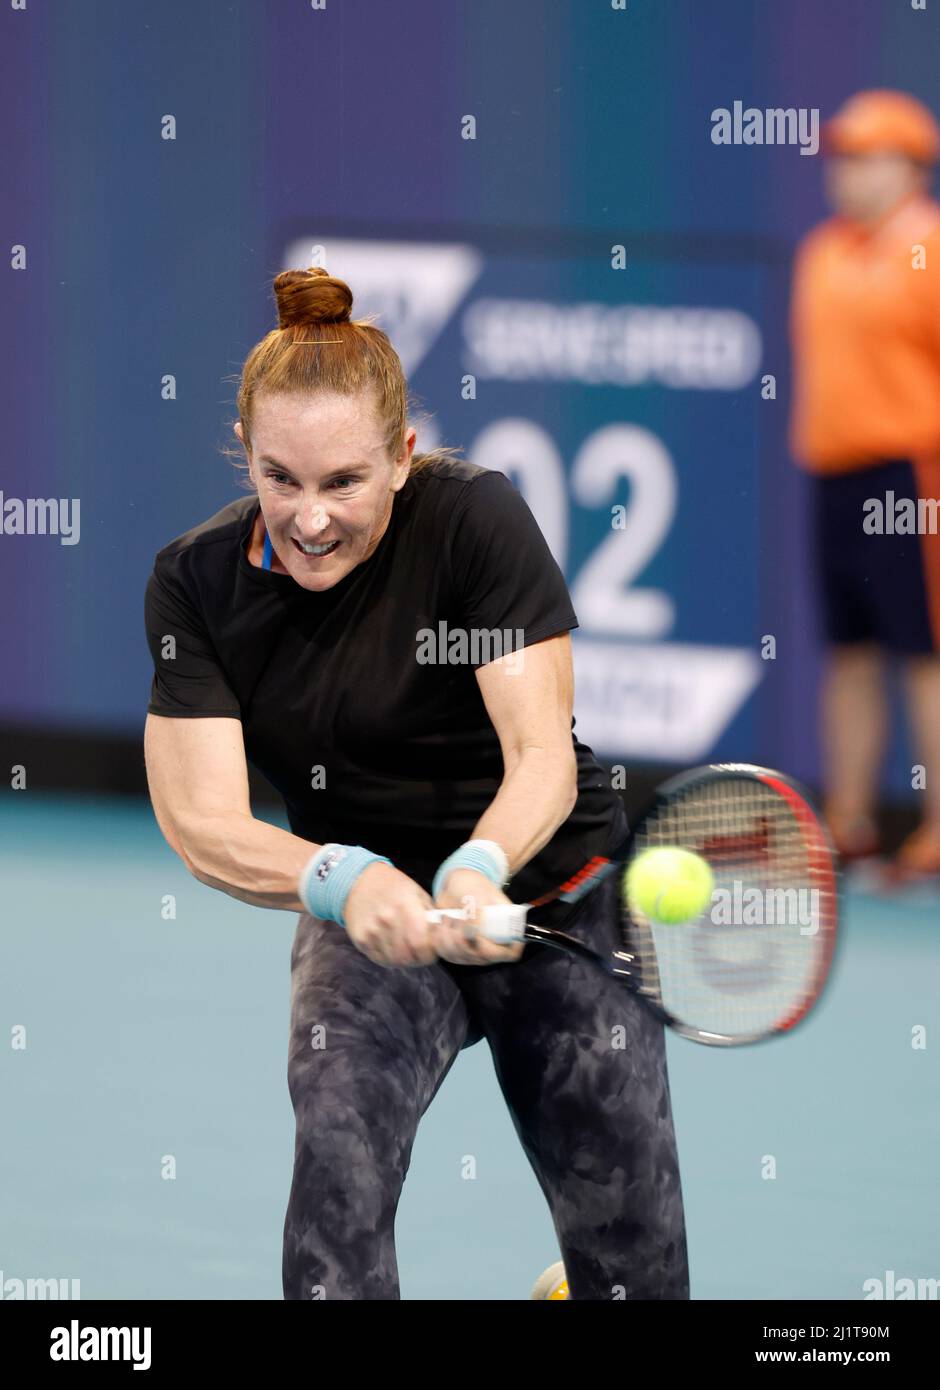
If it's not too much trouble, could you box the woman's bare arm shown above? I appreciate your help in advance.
[470,632,580,873]
[143,713,316,911]
[145,631,580,916]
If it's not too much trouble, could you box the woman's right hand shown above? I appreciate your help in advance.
[341,861,440,967]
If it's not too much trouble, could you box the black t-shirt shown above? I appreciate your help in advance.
[144,459,626,925]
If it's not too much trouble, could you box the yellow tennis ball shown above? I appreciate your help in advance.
[624,847,714,925]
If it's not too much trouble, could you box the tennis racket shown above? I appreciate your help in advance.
[427,762,838,1047]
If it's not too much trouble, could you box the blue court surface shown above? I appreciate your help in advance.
[2,793,937,1300]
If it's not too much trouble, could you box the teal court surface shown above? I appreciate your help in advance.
[1,793,937,1300]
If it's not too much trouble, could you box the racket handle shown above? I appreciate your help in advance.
[425,905,529,943]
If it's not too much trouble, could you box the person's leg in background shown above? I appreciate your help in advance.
[870,458,940,872]
[820,642,888,854]
[899,653,940,869]
[813,465,892,857]
[459,873,689,1300]
[282,912,473,1300]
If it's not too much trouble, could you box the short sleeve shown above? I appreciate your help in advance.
[446,470,578,666]
[144,558,241,718]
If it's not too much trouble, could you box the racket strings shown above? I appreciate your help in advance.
[623,776,835,1042]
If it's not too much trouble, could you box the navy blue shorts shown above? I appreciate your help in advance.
[812,458,940,655]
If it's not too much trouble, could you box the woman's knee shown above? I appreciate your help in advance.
[287,1038,421,1174]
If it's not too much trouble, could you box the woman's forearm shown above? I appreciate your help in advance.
[469,746,578,880]
[176,811,316,912]
[172,746,576,913]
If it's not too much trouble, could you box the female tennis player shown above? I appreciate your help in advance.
[142,265,689,1301]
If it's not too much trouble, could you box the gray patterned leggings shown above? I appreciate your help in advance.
[282,872,689,1300]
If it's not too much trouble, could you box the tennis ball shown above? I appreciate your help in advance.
[624,847,714,925]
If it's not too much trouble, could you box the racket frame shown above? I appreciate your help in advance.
[434,762,840,1048]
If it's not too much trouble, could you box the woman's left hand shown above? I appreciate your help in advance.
[431,869,526,966]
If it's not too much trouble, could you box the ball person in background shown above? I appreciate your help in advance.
[143,267,688,1300]
[790,90,940,875]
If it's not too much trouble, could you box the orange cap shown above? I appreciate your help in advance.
[822,90,940,164]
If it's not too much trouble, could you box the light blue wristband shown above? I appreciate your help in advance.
[299,844,392,927]
[432,842,507,901]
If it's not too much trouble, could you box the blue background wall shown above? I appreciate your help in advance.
[3,0,938,795]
